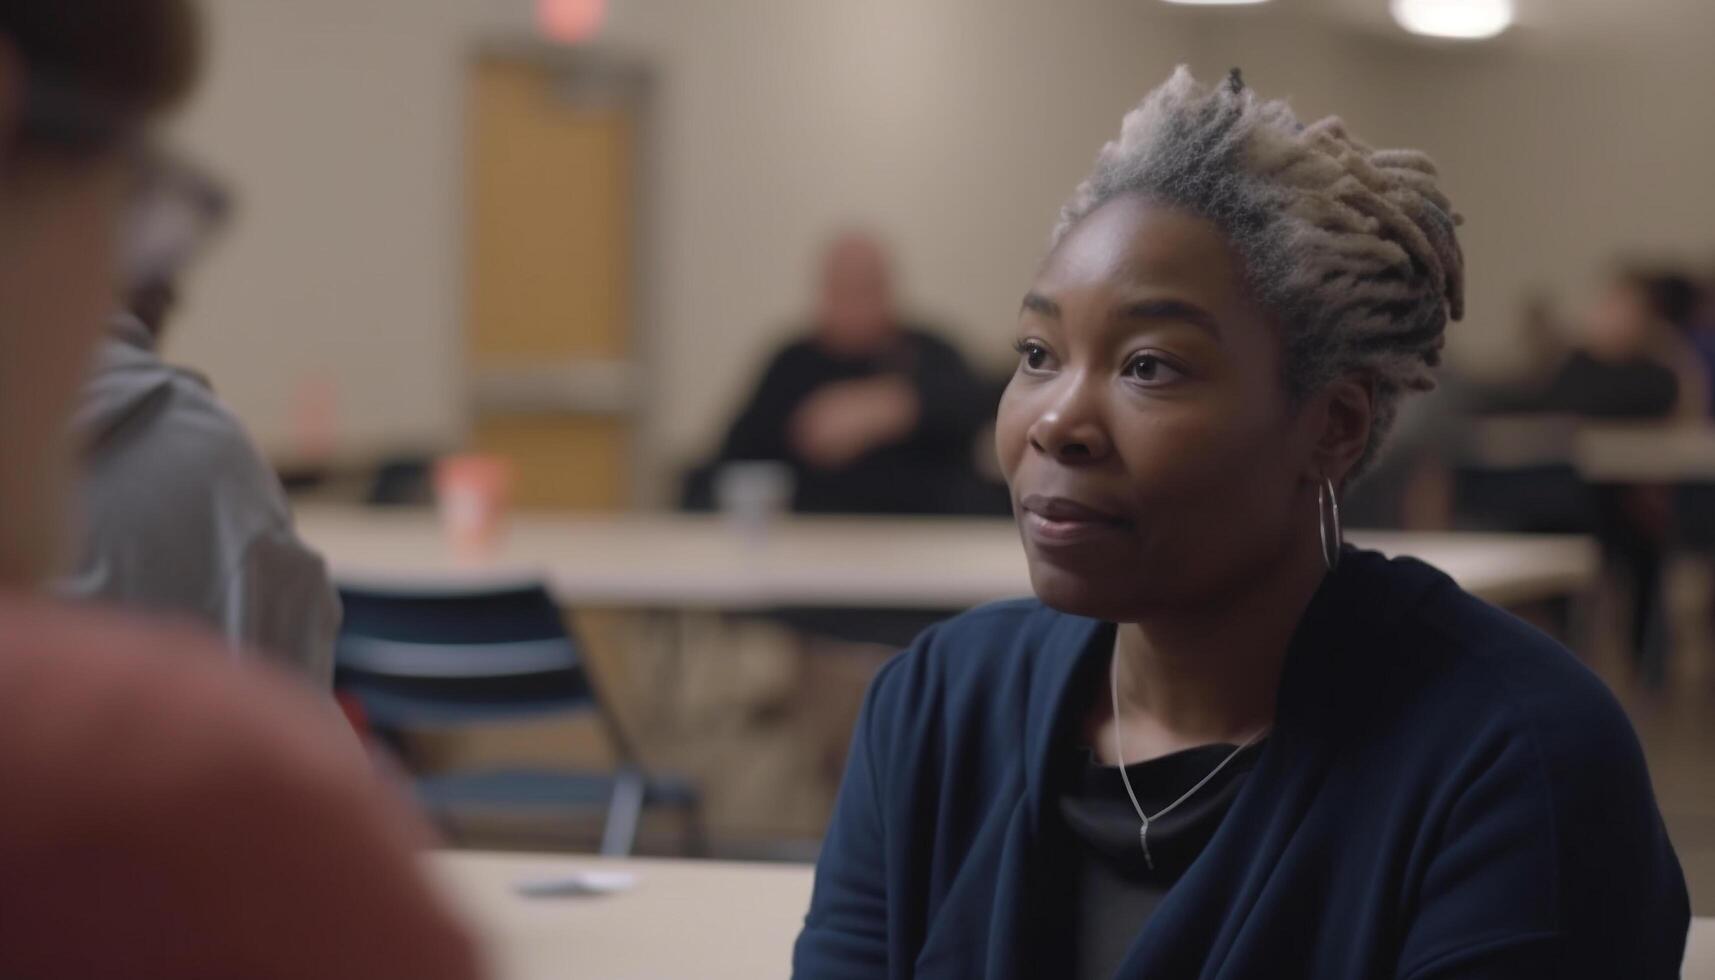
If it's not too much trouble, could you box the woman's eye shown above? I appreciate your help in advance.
[1014,340,1051,372]
[1124,353,1181,385]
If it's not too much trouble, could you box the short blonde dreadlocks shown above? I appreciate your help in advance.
[1053,67,1465,476]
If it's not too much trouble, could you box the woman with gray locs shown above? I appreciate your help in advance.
[795,68,1687,978]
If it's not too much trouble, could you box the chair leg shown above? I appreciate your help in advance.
[600,767,646,857]
[680,793,709,858]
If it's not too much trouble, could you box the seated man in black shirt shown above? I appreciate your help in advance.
[708,231,1004,515]
[1535,267,1702,419]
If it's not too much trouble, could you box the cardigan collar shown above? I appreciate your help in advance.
[1008,550,1400,977]
[1021,552,1380,811]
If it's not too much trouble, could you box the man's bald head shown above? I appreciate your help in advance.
[816,231,898,356]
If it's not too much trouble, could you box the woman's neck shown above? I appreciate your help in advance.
[1093,545,1327,763]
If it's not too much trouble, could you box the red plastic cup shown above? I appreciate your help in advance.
[433,453,514,558]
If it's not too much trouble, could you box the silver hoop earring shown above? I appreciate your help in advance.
[1317,476,1343,571]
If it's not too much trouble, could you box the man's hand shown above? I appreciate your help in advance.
[790,375,920,471]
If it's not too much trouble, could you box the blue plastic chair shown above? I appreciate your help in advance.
[334,582,701,856]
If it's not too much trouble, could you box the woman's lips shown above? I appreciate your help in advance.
[1019,494,1131,547]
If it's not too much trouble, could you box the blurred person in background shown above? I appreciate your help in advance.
[1535,267,1707,685]
[698,230,1006,515]
[1518,292,1572,387]
[1351,294,1578,533]
[796,69,1686,978]
[0,2,480,976]
[1663,269,1714,414]
[1536,266,1703,419]
[1665,268,1715,675]
[56,156,340,686]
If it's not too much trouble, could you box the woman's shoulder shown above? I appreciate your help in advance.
[863,598,1097,733]
[0,596,484,979]
[0,596,373,790]
[0,594,229,672]
[1331,554,1687,967]
[1388,552,1616,699]
[0,597,334,836]
[878,596,1090,675]
[1336,549,1646,790]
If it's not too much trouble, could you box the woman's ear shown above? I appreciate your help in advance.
[1308,377,1375,488]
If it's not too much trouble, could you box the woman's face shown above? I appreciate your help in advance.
[0,156,132,586]
[996,194,1327,622]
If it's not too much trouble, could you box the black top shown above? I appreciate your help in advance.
[796,549,1689,979]
[1057,741,1265,980]
[1536,350,1678,418]
[715,327,1002,515]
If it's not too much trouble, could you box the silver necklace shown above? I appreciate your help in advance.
[1109,650,1268,871]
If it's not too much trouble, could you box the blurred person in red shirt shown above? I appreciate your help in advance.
[0,3,482,977]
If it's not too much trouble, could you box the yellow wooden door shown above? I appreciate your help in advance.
[465,52,636,511]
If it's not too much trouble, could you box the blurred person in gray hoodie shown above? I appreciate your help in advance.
[57,158,338,686]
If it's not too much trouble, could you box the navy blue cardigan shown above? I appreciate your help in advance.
[794,550,1688,978]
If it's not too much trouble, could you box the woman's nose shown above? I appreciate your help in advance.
[1026,380,1112,463]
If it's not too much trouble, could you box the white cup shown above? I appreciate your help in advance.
[713,462,795,542]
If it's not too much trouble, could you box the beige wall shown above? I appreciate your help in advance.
[167,0,1715,472]
[1348,5,1715,375]
[170,0,483,458]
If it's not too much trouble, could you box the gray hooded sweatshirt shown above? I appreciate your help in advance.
[57,315,338,686]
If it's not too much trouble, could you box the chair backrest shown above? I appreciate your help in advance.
[334,582,600,731]
[366,455,435,506]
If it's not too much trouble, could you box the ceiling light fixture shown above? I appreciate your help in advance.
[1389,0,1514,40]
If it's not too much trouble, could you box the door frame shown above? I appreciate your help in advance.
[462,39,663,508]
